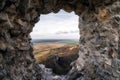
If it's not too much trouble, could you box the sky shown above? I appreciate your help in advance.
[30,10,79,40]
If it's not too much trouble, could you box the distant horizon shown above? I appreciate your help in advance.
[31,38,79,43]
[31,38,79,42]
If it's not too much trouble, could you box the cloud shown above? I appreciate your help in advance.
[30,10,79,39]
[56,31,69,34]
[55,30,79,34]
[31,33,80,40]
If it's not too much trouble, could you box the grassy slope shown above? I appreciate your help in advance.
[33,42,79,63]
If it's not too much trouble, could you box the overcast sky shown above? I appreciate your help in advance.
[30,10,79,39]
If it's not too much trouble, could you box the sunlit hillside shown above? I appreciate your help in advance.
[33,42,79,63]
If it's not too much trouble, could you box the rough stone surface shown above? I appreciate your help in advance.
[0,0,119,80]
[78,5,120,79]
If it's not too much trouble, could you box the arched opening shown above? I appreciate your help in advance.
[30,10,79,75]
[0,0,119,80]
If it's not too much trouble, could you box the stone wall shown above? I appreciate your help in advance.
[0,0,119,80]
[78,4,120,79]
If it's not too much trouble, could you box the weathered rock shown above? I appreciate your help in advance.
[0,0,119,80]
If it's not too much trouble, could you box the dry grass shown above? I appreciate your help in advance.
[33,42,79,63]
